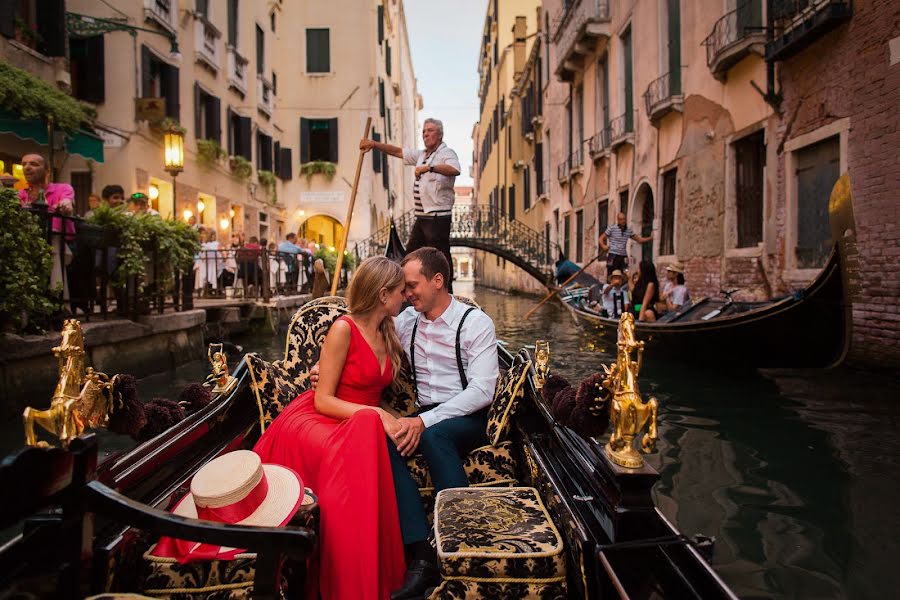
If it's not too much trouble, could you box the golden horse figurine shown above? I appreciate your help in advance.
[603,313,659,469]
[23,320,114,447]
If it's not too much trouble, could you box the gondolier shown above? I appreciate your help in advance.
[360,118,461,292]
[599,212,653,276]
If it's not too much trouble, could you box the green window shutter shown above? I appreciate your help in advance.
[300,117,310,163]
[372,131,382,173]
[377,5,384,44]
[306,29,330,73]
[328,118,339,163]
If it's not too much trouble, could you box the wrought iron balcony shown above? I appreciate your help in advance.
[588,128,610,160]
[703,1,765,81]
[227,46,249,96]
[766,0,851,62]
[608,114,633,150]
[257,76,273,117]
[557,147,584,182]
[643,72,683,124]
[552,0,611,82]
[537,177,550,200]
[194,15,221,72]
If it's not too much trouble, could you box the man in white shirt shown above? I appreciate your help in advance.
[360,118,461,292]
[389,247,498,599]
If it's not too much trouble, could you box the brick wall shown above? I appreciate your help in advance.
[773,0,900,367]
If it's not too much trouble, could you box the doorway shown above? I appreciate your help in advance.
[632,183,655,263]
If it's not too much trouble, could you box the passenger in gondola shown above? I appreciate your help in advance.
[631,260,661,322]
[660,261,691,313]
[600,269,630,318]
[253,256,409,600]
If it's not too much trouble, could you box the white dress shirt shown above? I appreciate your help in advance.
[394,297,498,428]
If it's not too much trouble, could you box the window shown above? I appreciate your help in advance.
[371,131,382,173]
[300,117,338,163]
[795,136,839,268]
[597,199,609,236]
[563,214,571,259]
[377,5,385,44]
[575,210,584,262]
[385,42,392,76]
[256,131,272,171]
[379,78,386,117]
[70,36,105,103]
[574,86,584,156]
[270,11,276,33]
[382,151,390,190]
[734,131,764,248]
[500,187,506,216]
[619,188,629,221]
[622,27,633,132]
[194,84,221,142]
[535,143,544,195]
[272,71,277,95]
[227,0,238,46]
[545,222,551,261]
[0,0,64,56]
[306,29,330,73]
[141,45,180,120]
[663,0,681,94]
[597,57,609,130]
[523,166,531,211]
[386,109,392,140]
[196,0,209,18]
[509,185,516,221]
[661,169,676,255]
[227,109,252,161]
[276,145,293,180]
[256,25,264,73]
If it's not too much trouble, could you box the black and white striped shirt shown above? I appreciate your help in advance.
[604,224,635,256]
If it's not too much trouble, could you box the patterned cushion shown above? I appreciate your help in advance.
[140,490,319,599]
[434,487,566,585]
[426,579,567,600]
[485,359,532,446]
[245,353,304,434]
[277,298,348,381]
[381,353,417,417]
[407,442,517,492]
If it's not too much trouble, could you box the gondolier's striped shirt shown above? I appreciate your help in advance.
[604,224,635,256]
[404,143,460,218]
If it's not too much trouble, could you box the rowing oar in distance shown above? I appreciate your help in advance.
[524,254,602,320]
[331,117,372,296]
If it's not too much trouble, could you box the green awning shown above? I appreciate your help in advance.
[0,109,104,163]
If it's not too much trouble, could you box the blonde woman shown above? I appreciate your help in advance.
[254,256,407,599]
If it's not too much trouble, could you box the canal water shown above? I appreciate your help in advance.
[8,284,898,598]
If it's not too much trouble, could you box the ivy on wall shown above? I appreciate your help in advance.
[0,61,95,132]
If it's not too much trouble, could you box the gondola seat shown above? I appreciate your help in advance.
[427,487,567,600]
[139,489,319,600]
[246,297,531,501]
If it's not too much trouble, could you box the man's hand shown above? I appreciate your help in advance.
[375,408,400,437]
[359,138,375,153]
[57,199,74,216]
[392,416,425,457]
[414,164,430,179]
[309,362,320,389]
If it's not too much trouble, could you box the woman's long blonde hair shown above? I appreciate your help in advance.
[346,256,405,379]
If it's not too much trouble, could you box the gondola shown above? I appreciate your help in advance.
[558,176,858,368]
[0,225,738,599]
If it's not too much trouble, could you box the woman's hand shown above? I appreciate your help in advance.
[375,408,401,437]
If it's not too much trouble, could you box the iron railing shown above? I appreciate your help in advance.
[552,0,611,74]
[589,128,610,157]
[556,147,583,181]
[608,113,632,142]
[643,72,681,117]
[703,1,764,66]
[771,0,848,21]
[356,207,554,283]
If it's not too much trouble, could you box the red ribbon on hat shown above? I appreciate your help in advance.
[195,474,268,524]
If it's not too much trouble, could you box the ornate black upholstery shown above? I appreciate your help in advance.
[429,487,566,599]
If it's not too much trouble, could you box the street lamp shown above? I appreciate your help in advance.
[164,128,184,219]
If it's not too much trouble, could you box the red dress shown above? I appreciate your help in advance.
[254,316,405,599]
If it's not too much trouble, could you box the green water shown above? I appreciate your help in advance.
[8,284,898,598]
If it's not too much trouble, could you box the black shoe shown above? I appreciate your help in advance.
[391,559,440,600]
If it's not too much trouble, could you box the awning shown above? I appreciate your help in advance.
[0,109,104,163]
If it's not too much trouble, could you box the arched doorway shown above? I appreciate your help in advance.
[299,214,344,248]
[631,183,655,263]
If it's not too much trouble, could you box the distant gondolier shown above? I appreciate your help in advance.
[360,118,461,292]
[598,212,653,276]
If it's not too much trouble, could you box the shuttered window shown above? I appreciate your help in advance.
[275,145,293,180]
[372,131,382,173]
[661,170,676,255]
[377,5,384,43]
[509,184,516,221]
[379,78,386,117]
[622,28,633,133]
[575,210,584,262]
[70,36,105,103]
[194,84,221,143]
[306,29,330,73]
[141,45,180,120]
[523,166,531,211]
[300,117,338,163]
[734,131,765,248]
[385,42,392,76]
[228,109,252,161]
[256,24,264,73]
[597,200,609,238]
[227,0,238,46]
[256,131,273,171]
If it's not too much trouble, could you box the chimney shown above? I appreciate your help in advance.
[513,16,527,80]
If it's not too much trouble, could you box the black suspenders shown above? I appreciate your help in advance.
[410,306,477,397]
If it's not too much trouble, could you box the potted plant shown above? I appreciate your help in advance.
[197,139,227,168]
[13,17,42,50]
[257,170,277,204]
[299,161,337,183]
[229,155,253,180]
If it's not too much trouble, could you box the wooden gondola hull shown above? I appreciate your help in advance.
[561,248,847,368]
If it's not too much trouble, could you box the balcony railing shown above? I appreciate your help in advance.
[227,46,249,95]
[766,0,851,61]
[643,71,683,123]
[552,0,611,81]
[537,177,549,199]
[588,128,610,159]
[257,76,273,117]
[557,147,584,181]
[608,114,633,149]
[194,16,222,71]
[703,1,765,80]
[143,0,176,35]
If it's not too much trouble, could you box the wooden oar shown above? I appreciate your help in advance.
[524,254,602,320]
[330,117,372,296]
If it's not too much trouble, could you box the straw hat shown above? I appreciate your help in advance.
[152,450,303,563]
[609,269,625,280]
[666,261,685,274]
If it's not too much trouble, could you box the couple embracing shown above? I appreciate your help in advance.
[254,247,499,600]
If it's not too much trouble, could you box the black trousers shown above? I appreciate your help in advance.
[407,215,453,293]
[606,253,628,276]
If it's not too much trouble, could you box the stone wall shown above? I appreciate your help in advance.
[774,0,900,367]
